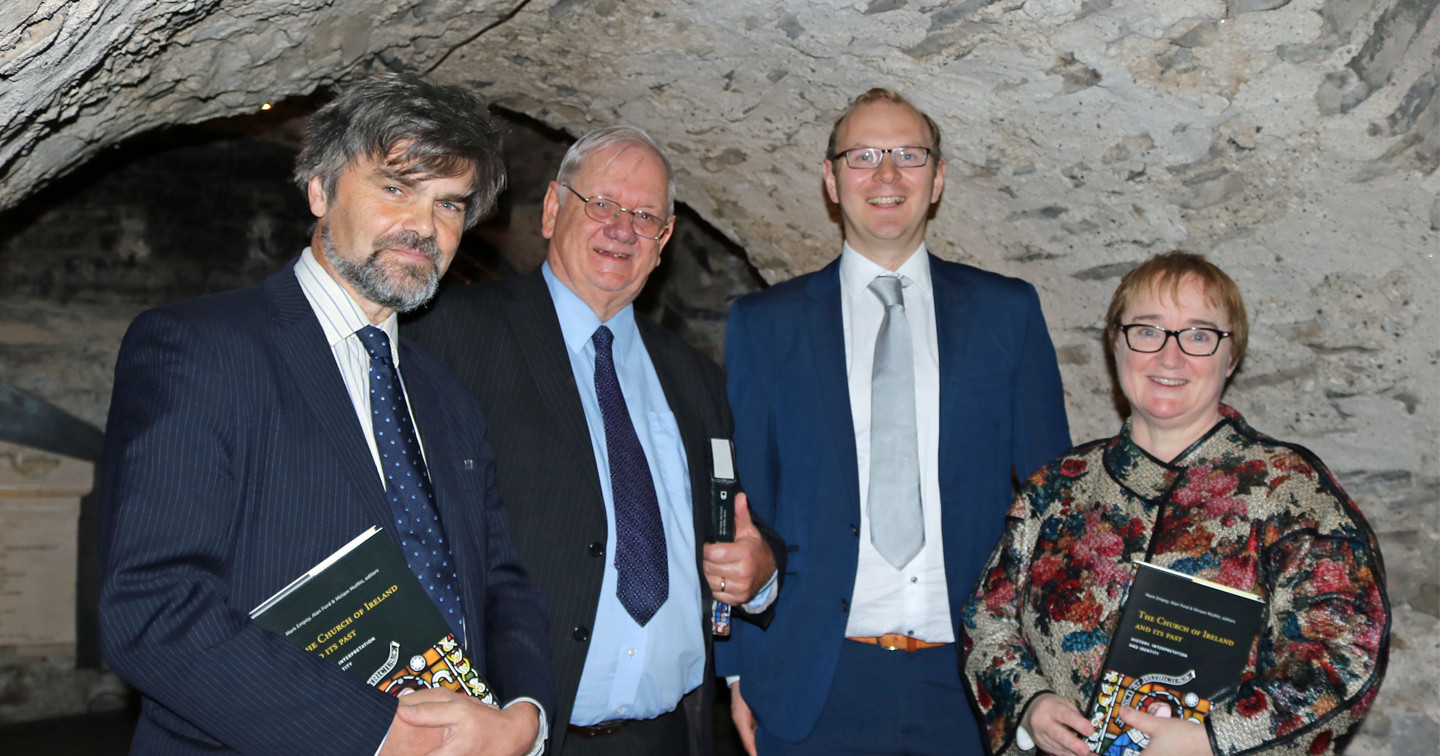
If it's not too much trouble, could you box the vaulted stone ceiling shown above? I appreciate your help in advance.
[3,1,1437,747]
[6,0,1437,463]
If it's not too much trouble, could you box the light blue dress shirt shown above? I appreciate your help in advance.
[541,263,706,724]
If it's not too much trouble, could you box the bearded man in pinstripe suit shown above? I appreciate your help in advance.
[98,73,552,756]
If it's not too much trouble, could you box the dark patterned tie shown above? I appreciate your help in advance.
[356,326,464,639]
[592,325,668,626]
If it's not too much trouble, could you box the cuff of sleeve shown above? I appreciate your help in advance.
[505,697,548,756]
[725,675,740,687]
[740,570,779,613]
[1015,723,1037,751]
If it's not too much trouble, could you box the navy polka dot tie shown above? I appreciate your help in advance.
[592,326,668,626]
[356,326,464,640]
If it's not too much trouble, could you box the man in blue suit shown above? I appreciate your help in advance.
[721,89,1071,755]
[98,74,552,755]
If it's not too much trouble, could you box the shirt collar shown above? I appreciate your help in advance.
[839,241,933,297]
[295,247,400,359]
[541,261,640,364]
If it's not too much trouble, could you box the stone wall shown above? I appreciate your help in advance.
[1,0,1435,750]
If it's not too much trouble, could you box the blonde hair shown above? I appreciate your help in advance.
[826,88,942,163]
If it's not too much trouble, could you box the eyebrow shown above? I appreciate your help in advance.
[1128,314,1226,329]
[589,191,663,213]
[374,166,469,206]
[372,166,418,188]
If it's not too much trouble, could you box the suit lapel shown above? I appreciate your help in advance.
[804,261,862,511]
[503,271,604,497]
[264,267,392,531]
[929,255,970,470]
[397,347,484,639]
[639,321,712,563]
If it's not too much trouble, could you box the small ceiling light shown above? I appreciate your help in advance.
[260,103,273,111]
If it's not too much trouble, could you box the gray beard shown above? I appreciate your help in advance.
[320,227,442,313]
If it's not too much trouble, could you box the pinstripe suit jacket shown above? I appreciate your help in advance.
[407,269,782,756]
[98,262,553,755]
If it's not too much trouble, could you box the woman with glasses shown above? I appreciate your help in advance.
[961,251,1388,756]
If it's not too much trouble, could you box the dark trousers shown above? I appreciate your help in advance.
[754,639,984,756]
[561,705,689,756]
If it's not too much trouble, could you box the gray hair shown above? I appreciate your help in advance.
[293,73,506,229]
[556,126,675,217]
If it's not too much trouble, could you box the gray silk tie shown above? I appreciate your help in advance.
[867,275,924,569]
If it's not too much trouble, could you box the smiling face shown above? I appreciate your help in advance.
[542,142,672,321]
[308,147,473,324]
[1116,276,1237,458]
[822,100,945,269]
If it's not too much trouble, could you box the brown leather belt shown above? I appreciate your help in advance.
[568,720,632,737]
[847,633,950,652]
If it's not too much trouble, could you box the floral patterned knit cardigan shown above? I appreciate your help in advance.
[961,405,1388,756]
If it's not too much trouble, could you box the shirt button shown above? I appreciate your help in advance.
[850,524,859,536]
[615,706,624,714]
[910,576,919,583]
[572,626,590,642]
[627,648,636,657]
[840,599,849,612]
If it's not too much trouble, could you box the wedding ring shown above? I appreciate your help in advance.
[719,576,726,592]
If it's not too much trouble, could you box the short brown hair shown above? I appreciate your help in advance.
[826,88,943,163]
[1105,251,1248,369]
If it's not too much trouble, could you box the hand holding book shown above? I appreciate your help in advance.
[1023,693,1095,756]
[1113,705,1213,756]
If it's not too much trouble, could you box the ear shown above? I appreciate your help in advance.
[822,158,840,205]
[541,181,560,240]
[654,218,675,257]
[930,158,946,204]
[307,175,328,219]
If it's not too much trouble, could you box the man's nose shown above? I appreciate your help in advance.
[602,211,640,243]
[874,153,902,182]
[401,200,436,239]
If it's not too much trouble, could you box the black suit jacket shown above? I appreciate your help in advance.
[407,269,782,755]
[98,262,553,755]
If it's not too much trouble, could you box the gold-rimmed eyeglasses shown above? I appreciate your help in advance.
[562,185,669,240]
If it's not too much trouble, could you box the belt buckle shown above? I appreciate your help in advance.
[880,633,908,652]
[570,720,630,737]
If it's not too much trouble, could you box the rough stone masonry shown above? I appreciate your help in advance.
[1,1,1435,752]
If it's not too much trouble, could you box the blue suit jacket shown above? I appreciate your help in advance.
[719,254,1070,745]
[98,262,553,755]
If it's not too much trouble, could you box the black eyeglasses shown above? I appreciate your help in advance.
[562,185,669,240]
[1118,324,1231,357]
[829,147,932,169]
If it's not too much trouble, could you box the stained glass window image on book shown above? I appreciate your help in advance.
[1084,561,1264,755]
[251,526,495,703]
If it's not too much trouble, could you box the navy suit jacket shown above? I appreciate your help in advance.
[719,254,1071,745]
[98,262,553,755]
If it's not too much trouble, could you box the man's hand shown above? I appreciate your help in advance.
[703,493,776,605]
[729,679,758,756]
[381,689,539,756]
[1117,705,1214,756]
[1021,693,1093,756]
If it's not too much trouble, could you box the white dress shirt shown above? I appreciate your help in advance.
[839,242,953,643]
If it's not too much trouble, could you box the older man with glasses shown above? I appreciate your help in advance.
[409,126,784,756]
[718,88,1072,755]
